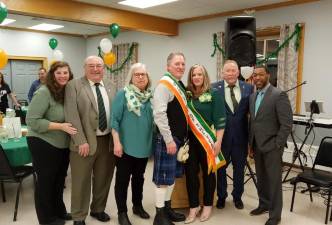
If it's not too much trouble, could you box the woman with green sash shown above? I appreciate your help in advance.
[184,64,226,223]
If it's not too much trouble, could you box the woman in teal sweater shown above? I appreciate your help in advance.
[26,61,77,225]
[184,64,226,223]
[111,63,153,225]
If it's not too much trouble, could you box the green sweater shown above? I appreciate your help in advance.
[26,86,70,149]
[191,89,226,130]
[111,89,153,158]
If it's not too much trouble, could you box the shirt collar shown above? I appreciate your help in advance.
[257,83,270,94]
[225,79,239,88]
[88,79,104,87]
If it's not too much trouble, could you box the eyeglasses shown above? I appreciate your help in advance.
[87,64,104,69]
[133,73,147,78]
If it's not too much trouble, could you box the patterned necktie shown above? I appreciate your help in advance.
[255,91,264,116]
[229,85,239,112]
[95,83,107,132]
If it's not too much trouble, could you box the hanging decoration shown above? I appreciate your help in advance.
[0,49,8,69]
[211,23,302,66]
[0,2,7,24]
[110,23,120,38]
[49,38,58,50]
[98,42,137,74]
[103,52,116,67]
[53,49,64,61]
[100,38,113,53]
[211,33,225,58]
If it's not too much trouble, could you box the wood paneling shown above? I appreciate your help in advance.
[2,0,178,36]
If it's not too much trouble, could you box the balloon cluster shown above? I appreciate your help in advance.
[0,49,8,69]
[100,23,120,67]
[49,38,63,63]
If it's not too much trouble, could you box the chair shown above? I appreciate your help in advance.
[0,145,35,221]
[290,136,332,224]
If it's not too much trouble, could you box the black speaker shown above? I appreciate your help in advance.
[225,16,256,67]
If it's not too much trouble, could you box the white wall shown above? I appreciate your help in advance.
[0,29,86,77]
[87,0,332,116]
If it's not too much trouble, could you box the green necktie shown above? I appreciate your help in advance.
[255,91,264,116]
[95,83,107,132]
[229,85,239,112]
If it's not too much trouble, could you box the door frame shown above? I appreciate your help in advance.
[8,56,48,70]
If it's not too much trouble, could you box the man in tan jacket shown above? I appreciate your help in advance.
[65,56,116,225]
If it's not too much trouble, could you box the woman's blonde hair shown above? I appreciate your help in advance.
[126,63,151,89]
[187,64,211,97]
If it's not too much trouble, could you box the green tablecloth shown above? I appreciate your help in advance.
[2,137,32,166]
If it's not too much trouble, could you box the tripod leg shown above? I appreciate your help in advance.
[246,161,257,189]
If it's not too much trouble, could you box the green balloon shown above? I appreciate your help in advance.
[110,23,120,38]
[49,38,58,50]
[0,2,8,24]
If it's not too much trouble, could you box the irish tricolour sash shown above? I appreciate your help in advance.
[159,73,226,174]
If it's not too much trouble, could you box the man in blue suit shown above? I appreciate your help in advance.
[212,60,254,210]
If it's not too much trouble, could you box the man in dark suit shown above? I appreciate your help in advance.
[249,65,292,225]
[213,60,253,210]
[65,56,116,225]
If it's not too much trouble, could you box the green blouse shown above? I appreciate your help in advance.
[190,89,226,130]
[111,89,153,158]
[26,86,70,149]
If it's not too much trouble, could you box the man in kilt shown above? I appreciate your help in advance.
[152,52,188,225]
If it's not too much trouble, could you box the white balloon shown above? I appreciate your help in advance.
[240,66,254,80]
[100,38,112,53]
[53,50,64,61]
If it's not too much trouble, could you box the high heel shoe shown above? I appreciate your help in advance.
[199,206,212,222]
[184,207,201,224]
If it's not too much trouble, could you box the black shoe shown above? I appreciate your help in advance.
[164,200,185,222]
[133,205,150,219]
[265,218,281,225]
[250,207,268,216]
[153,207,174,225]
[73,221,85,225]
[234,199,244,209]
[216,198,225,209]
[59,213,72,221]
[118,212,132,225]
[90,211,110,222]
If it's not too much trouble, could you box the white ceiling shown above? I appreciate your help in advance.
[0,0,295,36]
[74,0,289,20]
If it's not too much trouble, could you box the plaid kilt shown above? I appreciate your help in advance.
[152,134,184,185]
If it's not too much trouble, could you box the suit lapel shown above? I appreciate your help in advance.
[255,85,272,119]
[103,78,114,107]
[82,77,98,113]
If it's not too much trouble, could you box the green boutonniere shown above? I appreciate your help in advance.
[199,92,212,103]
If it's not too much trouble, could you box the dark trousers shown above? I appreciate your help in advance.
[254,145,283,221]
[217,141,247,201]
[114,153,148,213]
[27,137,69,224]
[185,133,216,207]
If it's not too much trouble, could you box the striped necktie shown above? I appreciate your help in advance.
[229,85,239,112]
[95,83,107,132]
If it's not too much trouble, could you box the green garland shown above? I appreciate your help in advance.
[211,23,302,65]
[211,33,226,58]
[98,42,137,74]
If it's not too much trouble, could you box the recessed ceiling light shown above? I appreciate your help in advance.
[0,18,16,26]
[118,0,178,9]
[28,23,64,31]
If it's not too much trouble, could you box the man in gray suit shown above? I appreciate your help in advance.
[249,65,292,225]
[65,56,116,225]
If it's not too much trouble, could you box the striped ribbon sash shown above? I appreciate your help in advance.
[159,73,226,173]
